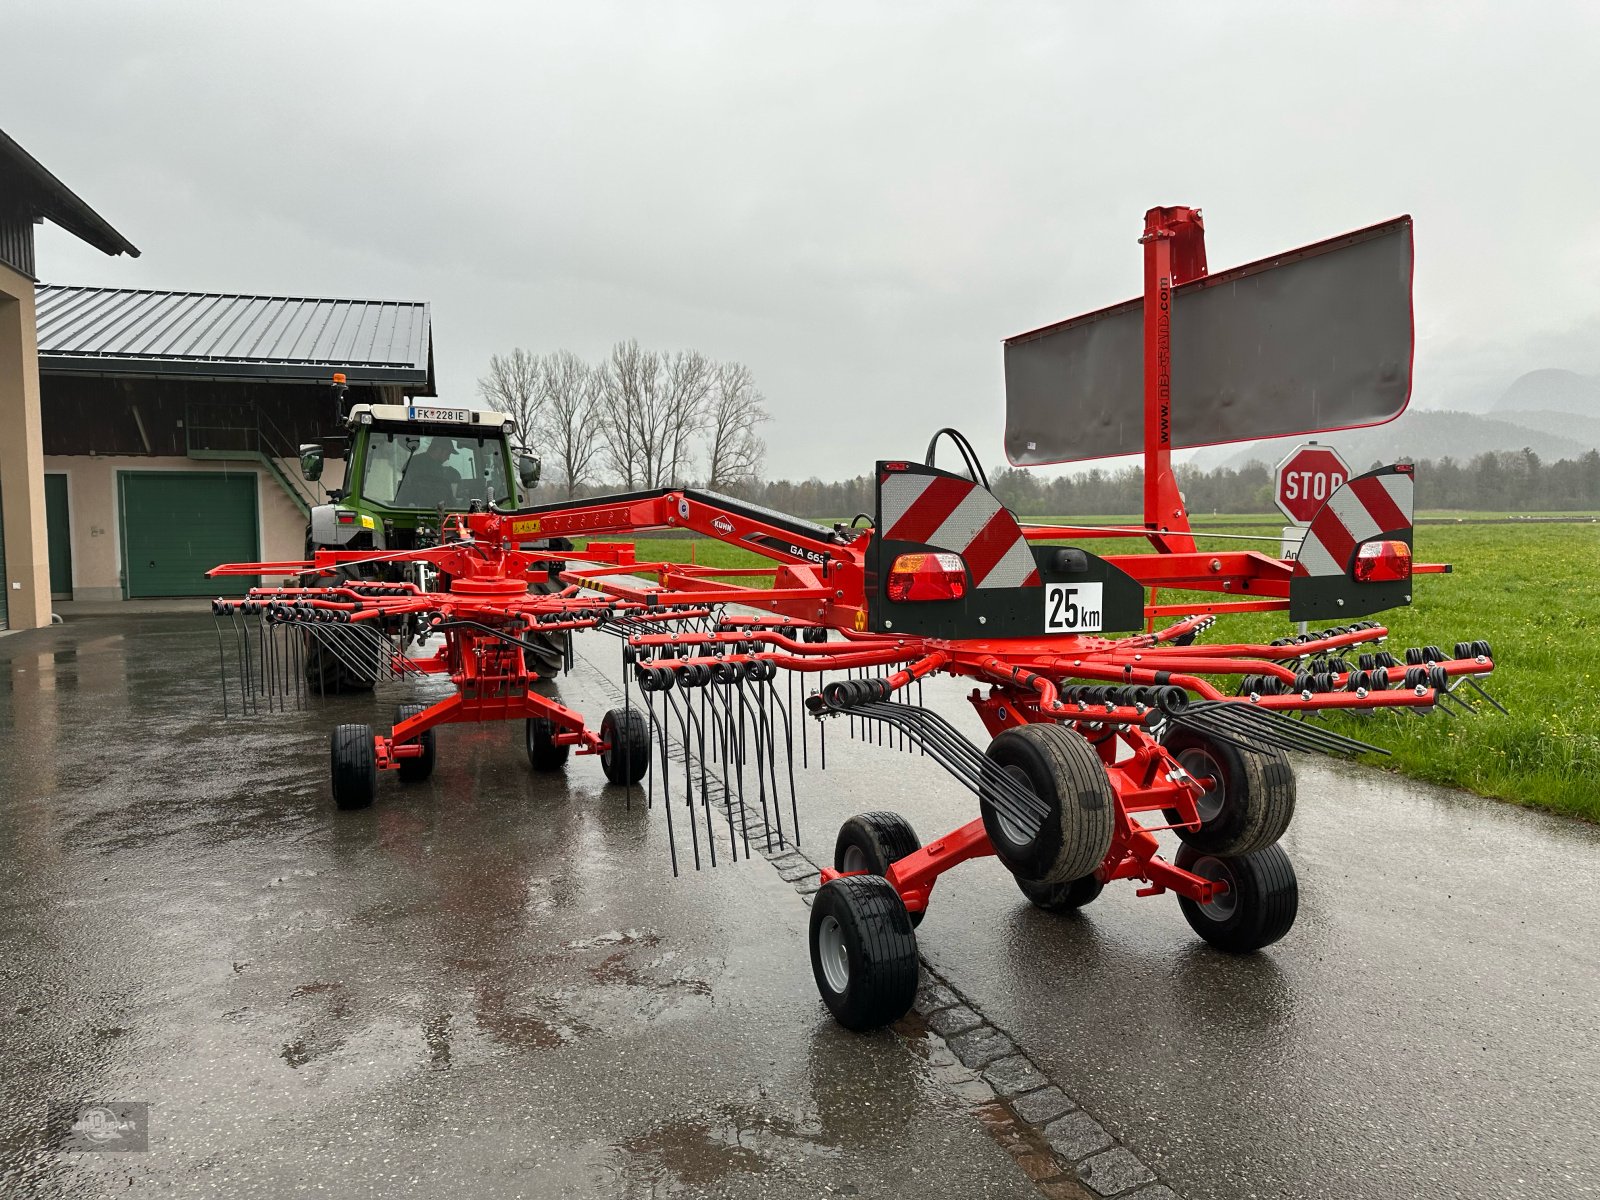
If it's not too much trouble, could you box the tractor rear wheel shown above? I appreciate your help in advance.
[330,724,377,810]
[809,875,919,1031]
[1161,731,1296,857]
[834,811,924,927]
[599,708,651,785]
[1174,842,1298,953]
[522,575,569,678]
[1015,872,1104,912]
[526,716,570,772]
[393,703,437,783]
[981,723,1116,887]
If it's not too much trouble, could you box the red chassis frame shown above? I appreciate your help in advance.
[210,478,1493,924]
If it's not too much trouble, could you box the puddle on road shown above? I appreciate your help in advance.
[617,1098,840,1195]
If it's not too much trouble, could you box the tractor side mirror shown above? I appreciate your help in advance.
[299,443,325,482]
[518,454,542,489]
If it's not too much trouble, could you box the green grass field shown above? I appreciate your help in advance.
[576,520,1600,822]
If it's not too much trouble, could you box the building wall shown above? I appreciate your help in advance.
[0,260,50,629]
[42,455,308,601]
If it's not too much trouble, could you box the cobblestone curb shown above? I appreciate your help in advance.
[579,650,1180,1200]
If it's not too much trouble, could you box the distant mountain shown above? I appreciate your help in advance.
[1188,408,1598,473]
[1491,368,1600,418]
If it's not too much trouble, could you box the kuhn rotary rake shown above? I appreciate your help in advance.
[208,206,1503,1030]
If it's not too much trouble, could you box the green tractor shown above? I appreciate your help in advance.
[297,388,570,691]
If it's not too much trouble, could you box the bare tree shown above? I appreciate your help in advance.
[660,350,714,486]
[595,340,657,488]
[704,360,768,491]
[476,348,542,434]
[533,350,603,497]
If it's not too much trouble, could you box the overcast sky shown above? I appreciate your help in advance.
[7,1,1599,478]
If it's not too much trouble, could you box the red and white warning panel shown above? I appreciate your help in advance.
[1293,464,1414,578]
[879,466,1040,589]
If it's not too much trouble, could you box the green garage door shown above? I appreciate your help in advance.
[119,472,259,598]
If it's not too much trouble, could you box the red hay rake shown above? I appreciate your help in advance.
[209,207,1502,1030]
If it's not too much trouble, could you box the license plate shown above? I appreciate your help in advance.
[1044,582,1104,633]
[411,407,469,423]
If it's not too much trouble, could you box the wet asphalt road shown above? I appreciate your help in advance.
[0,615,1035,1199]
[3,614,1598,1199]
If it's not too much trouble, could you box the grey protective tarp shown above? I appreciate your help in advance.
[1003,217,1413,465]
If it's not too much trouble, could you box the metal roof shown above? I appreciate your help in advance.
[0,127,139,259]
[34,285,435,392]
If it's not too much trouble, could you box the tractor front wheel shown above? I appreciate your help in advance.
[1174,842,1298,953]
[599,708,651,785]
[809,876,919,1031]
[526,717,571,772]
[331,724,377,810]
[393,703,437,783]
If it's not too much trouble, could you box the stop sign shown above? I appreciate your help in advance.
[1274,443,1352,524]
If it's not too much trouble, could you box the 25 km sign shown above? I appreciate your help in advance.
[1274,444,1352,525]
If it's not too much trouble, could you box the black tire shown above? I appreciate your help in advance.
[526,716,570,771]
[809,876,919,1031]
[1162,730,1296,857]
[1015,872,1104,912]
[522,576,569,677]
[393,703,437,783]
[834,811,924,927]
[330,723,377,810]
[1174,842,1298,953]
[599,708,650,785]
[300,563,377,695]
[981,723,1116,887]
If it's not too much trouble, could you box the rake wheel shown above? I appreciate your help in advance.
[330,723,377,810]
[526,717,570,772]
[1174,842,1298,953]
[394,703,437,784]
[599,707,650,786]
[1161,731,1296,857]
[834,811,924,928]
[1015,872,1104,912]
[809,875,919,1031]
[981,723,1116,887]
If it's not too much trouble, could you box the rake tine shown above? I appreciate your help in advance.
[665,691,705,869]
[1465,677,1510,716]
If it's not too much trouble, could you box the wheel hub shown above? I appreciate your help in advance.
[817,915,850,992]
[1189,855,1238,921]
[1178,748,1226,823]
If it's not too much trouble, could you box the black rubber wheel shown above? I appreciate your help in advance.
[1161,730,1296,857]
[1174,842,1298,953]
[522,576,569,677]
[809,875,919,1031]
[526,716,570,771]
[393,703,437,783]
[834,811,924,927]
[981,723,1116,887]
[330,723,377,810]
[1015,872,1104,912]
[300,562,377,694]
[599,707,651,785]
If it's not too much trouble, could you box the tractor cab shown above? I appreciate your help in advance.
[300,400,541,554]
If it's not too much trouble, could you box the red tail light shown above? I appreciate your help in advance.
[886,552,967,602]
[1354,539,1411,582]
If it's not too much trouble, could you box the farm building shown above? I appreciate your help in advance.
[34,286,434,602]
[0,123,435,625]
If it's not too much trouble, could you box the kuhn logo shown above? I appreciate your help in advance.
[711,515,735,535]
